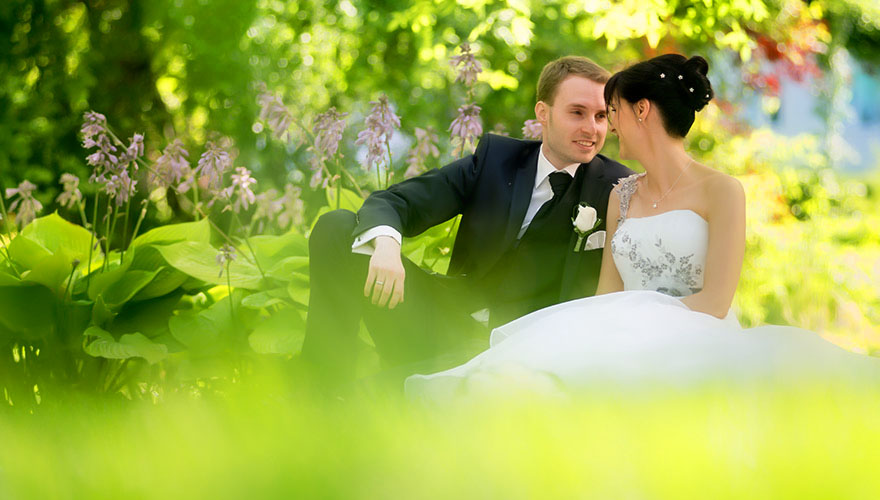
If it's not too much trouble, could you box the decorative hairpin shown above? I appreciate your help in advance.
[678,75,683,80]
[660,73,666,78]
[705,94,710,98]
[689,88,694,92]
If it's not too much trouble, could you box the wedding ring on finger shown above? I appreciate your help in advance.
[375,280,385,285]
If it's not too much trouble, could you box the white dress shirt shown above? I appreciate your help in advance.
[352,145,579,255]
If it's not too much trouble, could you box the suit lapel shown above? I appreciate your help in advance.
[559,156,606,299]
[501,146,540,249]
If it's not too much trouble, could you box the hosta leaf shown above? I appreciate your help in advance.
[17,213,93,262]
[266,256,309,281]
[248,308,305,354]
[286,274,309,306]
[130,245,189,300]
[325,186,364,213]
[0,285,57,340]
[88,252,134,300]
[101,269,162,308]
[155,241,262,289]
[108,290,185,337]
[131,218,211,247]
[83,326,168,364]
[240,288,292,309]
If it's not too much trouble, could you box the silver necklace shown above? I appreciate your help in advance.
[651,158,695,209]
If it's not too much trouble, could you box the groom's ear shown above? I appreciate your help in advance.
[535,101,548,124]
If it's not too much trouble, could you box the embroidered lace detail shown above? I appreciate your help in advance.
[615,173,646,225]
[610,229,704,297]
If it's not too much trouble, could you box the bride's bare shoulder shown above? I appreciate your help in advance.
[695,166,745,212]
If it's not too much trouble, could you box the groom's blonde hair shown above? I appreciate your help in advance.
[537,56,611,105]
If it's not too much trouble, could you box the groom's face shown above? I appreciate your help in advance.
[535,76,608,169]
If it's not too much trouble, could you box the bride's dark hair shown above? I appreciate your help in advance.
[604,54,713,138]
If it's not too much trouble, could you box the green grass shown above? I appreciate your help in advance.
[2,379,879,499]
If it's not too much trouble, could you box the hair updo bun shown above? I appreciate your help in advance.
[604,54,715,137]
[679,56,713,112]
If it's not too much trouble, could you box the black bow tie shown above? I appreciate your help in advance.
[548,171,573,198]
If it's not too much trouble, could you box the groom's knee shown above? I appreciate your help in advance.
[309,209,357,258]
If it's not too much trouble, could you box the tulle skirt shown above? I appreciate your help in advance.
[405,291,880,404]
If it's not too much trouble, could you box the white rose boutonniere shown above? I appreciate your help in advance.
[572,202,602,252]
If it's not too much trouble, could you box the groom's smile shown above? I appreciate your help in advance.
[535,75,608,169]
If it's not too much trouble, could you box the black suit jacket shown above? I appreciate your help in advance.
[354,134,634,302]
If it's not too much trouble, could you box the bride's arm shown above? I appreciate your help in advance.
[680,175,746,318]
[595,187,624,295]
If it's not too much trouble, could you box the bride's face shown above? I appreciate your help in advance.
[607,96,640,160]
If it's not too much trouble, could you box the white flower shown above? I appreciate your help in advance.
[573,204,598,233]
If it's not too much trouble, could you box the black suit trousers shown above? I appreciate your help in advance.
[302,210,488,387]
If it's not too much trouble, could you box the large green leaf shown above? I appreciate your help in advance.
[244,231,309,276]
[155,241,263,289]
[7,232,72,293]
[286,273,310,306]
[168,312,222,355]
[325,186,364,212]
[248,307,305,355]
[129,245,190,300]
[0,285,57,341]
[16,213,93,262]
[88,252,134,300]
[131,218,211,247]
[83,326,168,365]
[240,288,292,309]
[101,269,163,308]
[266,256,308,281]
[6,213,99,292]
[109,290,185,337]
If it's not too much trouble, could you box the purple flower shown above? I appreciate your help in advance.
[491,123,510,137]
[449,103,483,155]
[257,90,293,140]
[404,127,440,179]
[522,119,543,140]
[308,107,349,187]
[81,111,109,148]
[253,188,283,231]
[104,170,137,207]
[223,167,257,213]
[195,141,232,193]
[355,94,401,171]
[81,112,120,184]
[276,184,304,229]
[216,243,237,277]
[5,180,43,227]
[56,173,83,210]
[122,133,144,167]
[449,43,482,87]
[150,139,191,191]
[312,107,348,161]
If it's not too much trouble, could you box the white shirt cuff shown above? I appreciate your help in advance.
[352,225,402,256]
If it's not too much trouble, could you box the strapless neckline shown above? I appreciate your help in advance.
[619,208,708,225]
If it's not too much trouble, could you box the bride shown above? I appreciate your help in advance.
[405,54,880,401]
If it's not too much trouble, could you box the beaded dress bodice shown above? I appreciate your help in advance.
[610,173,708,297]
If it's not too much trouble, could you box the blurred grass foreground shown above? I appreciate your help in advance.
[2,0,880,497]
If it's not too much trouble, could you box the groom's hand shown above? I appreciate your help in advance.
[364,236,405,309]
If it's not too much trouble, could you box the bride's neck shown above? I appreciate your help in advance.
[633,136,691,190]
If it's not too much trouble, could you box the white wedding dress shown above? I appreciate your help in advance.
[405,173,880,402]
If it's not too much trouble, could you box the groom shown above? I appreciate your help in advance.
[302,56,633,388]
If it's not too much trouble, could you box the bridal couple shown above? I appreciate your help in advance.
[303,54,879,400]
